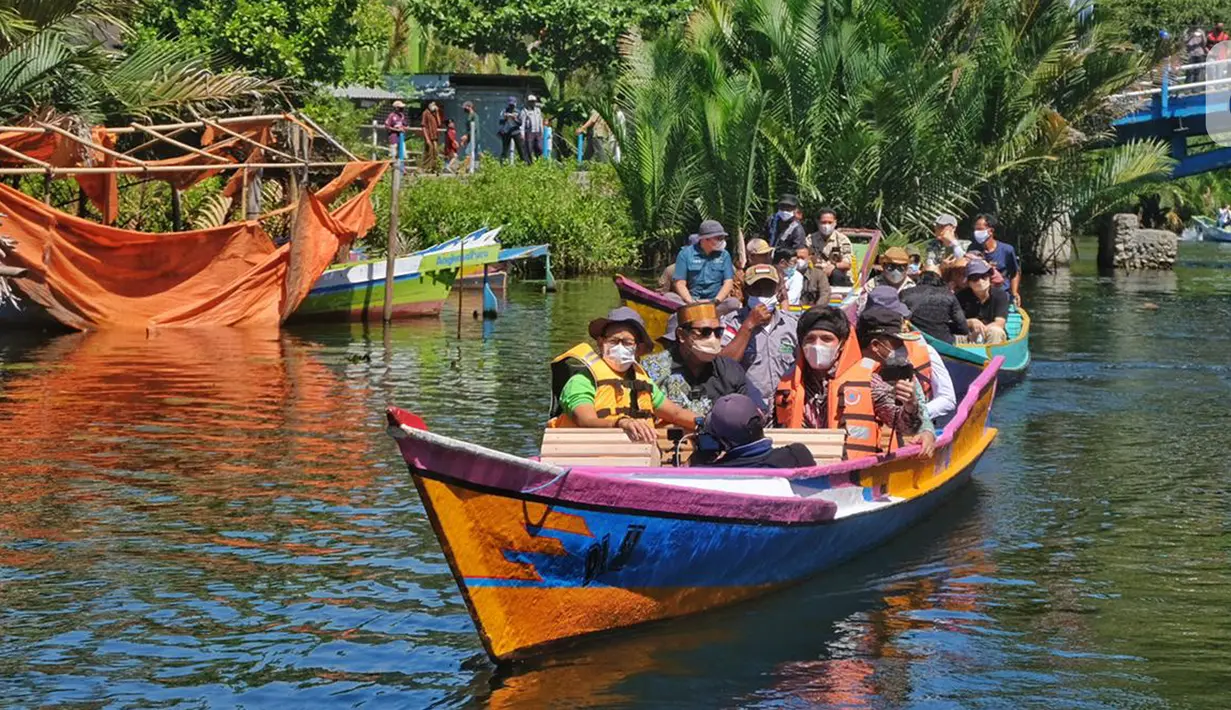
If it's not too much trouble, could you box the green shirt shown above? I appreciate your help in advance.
[561,372,666,413]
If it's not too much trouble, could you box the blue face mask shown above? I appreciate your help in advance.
[750,295,778,312]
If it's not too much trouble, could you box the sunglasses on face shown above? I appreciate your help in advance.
[686,326,722,338]
[968,273,990,282]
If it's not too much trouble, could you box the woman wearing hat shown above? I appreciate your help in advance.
[548,307,701,442]
[384,100,407,157]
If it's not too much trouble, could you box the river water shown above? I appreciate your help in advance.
[2,244,1230,709]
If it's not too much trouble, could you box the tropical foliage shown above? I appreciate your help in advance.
[0,0,273,124]
[402,0,694,78]
[609,0,1174,270]
[365,162,638,274]
[134,0,363,84]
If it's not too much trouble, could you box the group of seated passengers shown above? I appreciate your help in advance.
[548,289,950,467]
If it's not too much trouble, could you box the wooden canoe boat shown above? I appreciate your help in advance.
[921,307,1030,390]
[617,229,880,340]
[454,244,552,292]
[290,228,503,322]
[1193,216,1231,243]
[385,356,1002,662]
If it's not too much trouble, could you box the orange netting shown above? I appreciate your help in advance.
[1,161,387,331]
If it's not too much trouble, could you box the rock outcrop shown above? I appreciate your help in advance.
[1098,213,1177,271]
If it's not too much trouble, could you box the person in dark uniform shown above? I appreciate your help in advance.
[691,394,816,468]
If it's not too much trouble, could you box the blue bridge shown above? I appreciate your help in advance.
[1113,59,1231,178]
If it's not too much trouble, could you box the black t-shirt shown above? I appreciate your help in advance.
[956,287,1009,324]
[663,348,765,409]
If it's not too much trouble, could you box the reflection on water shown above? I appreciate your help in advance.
[2,248,1231,708]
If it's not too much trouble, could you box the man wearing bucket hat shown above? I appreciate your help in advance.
[672,220,735,304]
[766,194,808,252]
[857,246,915,313]
[720,264,799,399]
[642,302,762,417]
[955,259,1009,344]
[548,307,701,442]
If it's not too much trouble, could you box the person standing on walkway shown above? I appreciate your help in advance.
[498,97,523,164]
[519,94,545,163]
[1186,26,1208,84]
[384,100,407,158]
[454,101,478,173]
[420,102,442,173]
[810,207,854,286]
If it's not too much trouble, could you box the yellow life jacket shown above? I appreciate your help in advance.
[547,343,656,427]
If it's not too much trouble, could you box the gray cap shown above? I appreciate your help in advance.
[965,259,992,277]
[934,213,958,227]
[698,220,728,238]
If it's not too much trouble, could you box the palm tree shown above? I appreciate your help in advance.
[610,0,1173,270]
[0,0,273,125]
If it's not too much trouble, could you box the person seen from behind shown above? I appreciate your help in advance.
[642,302,763,417]
[967,213,1022,306]
[498,97,523,164]
[672,220,735,305]
[691,394,816,468]
[900,269,969,345]
[720,264,799,400]
[956,260,1008,344]
[548,307,700,442]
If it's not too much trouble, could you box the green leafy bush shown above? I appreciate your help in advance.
[363,161,639,274]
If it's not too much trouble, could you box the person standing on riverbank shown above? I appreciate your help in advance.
[498,97,523,164]
[384,100,407,157]
[673,220,735,304]
[420,102,442,173]
[519,94,545,163]
[967,213,1021,307]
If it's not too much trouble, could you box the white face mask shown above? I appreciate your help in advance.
[715,239,727,252]
[795,258,808,273]
[750,295,777,312]
[804,343,838,371]
[883,266,906,286]
[603,343,637,371]
[819,224,836,237]
[777,210,795,221]
[973,229,990,244]
[690,336,722,361]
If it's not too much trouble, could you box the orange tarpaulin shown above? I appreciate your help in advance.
[1,161,387,330]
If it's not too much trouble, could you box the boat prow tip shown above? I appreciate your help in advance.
[386,406,428,432]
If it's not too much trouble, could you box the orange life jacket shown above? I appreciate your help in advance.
[772,334,882,459]
[547,343,656,427]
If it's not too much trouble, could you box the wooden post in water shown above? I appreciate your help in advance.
[456,236,465,336]
[383,132,404,322]
[42,171,51,204]
[170,188,182,231]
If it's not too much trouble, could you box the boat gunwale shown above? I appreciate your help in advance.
[387,356,1002,526]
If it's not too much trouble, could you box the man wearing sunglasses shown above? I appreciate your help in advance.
[955,260,1008,344]
[642,302,762,417]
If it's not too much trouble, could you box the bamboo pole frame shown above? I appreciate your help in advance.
[295,111,361,162]
[0,161,360,176]
[192,114,301,163]
[128,123,231,163]
[36,122,148,166]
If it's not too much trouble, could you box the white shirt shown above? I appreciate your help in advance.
[786,269,804,306]
[924,343,956,422]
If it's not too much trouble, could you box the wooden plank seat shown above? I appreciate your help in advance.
[540,428,660,468]
[765,429,847,463]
